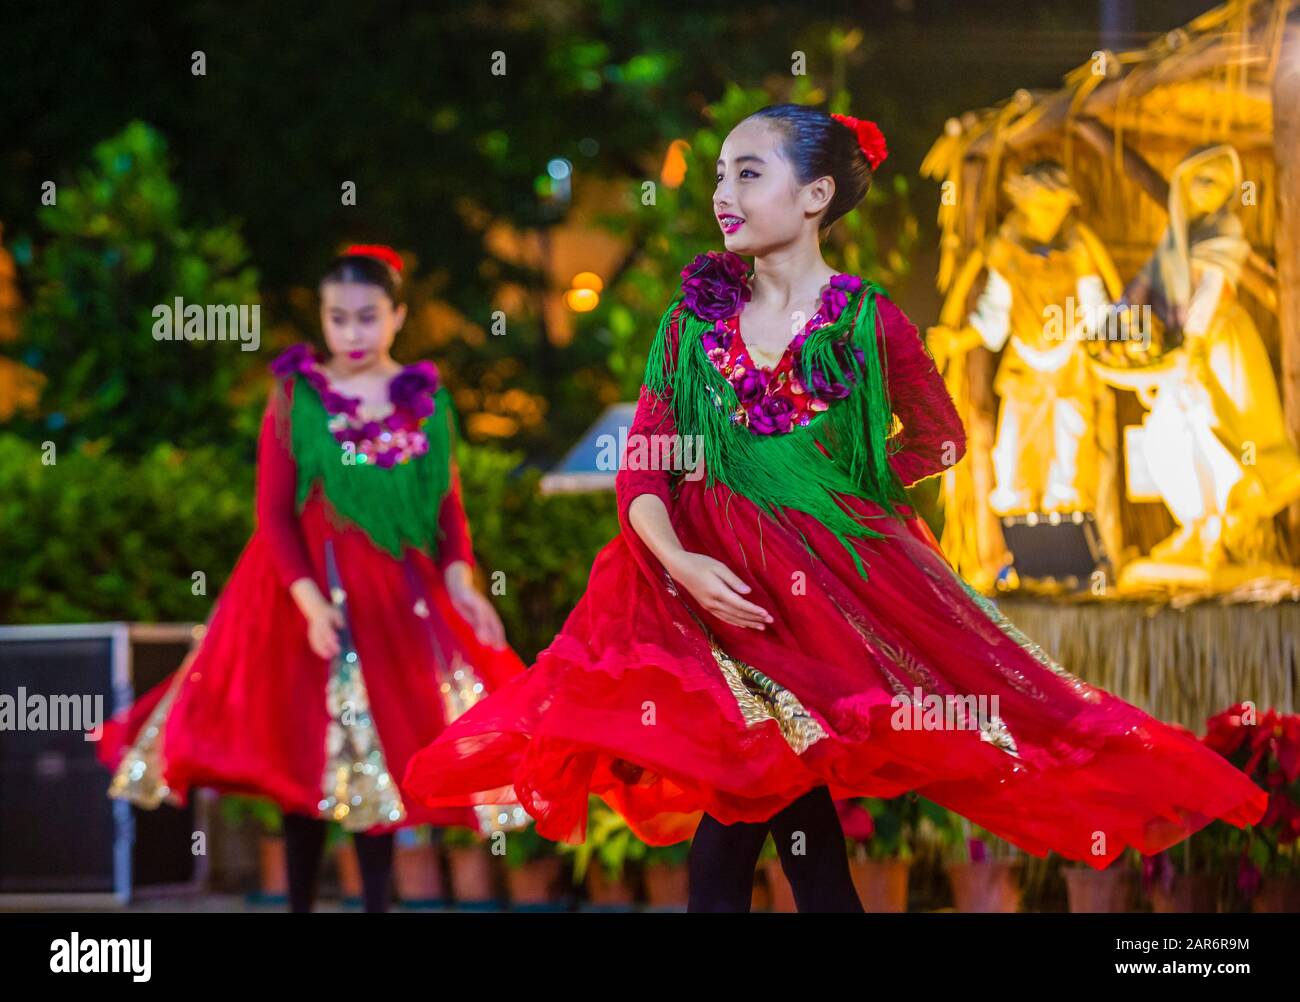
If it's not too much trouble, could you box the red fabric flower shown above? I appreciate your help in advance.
[344,243,405,274]
[831,113,889,169]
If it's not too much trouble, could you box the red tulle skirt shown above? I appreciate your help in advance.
[402,477,1266,868]
[97,495,526,833]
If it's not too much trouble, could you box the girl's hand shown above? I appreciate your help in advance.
[664,550,774,630]
[445,563,508,649]
[305,604,345,660]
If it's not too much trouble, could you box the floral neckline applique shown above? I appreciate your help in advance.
[681,251,868,435]
[270,343,440,468]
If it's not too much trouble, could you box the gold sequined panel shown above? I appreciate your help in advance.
[108,670,187,808]
[319,636,408,831]
[710,643,828,755]
[433,645,531,835]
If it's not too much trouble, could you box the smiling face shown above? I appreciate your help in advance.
[714,118,835,257]
[319,281,406,372]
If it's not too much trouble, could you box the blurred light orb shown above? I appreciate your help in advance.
[547,158,572,181]
[565,288,599,312]
[571,271,604,292]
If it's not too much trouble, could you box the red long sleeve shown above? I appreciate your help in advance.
[615,308,683,535]
[436,458,475,571]
[876,295,967,486]
[255,380,317,588]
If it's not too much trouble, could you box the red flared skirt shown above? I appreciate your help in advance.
[402,477,1266,868]
[97,495,526,833]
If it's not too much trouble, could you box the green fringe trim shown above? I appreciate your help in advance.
[289,378,455,559]
[643,280,910,580]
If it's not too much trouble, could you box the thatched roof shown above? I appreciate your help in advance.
[921,0,1295,318]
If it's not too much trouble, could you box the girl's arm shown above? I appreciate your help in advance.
[618,309,771,630]
[255,381,341,654]
[876,296,968,486]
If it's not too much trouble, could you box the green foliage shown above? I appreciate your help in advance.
[0,433,253,624]
[9,121,261,455]
[0,429,615,662]
[217,794,283,835]
[456,441,620,660]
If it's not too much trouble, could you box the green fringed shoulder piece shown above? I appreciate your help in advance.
[288,377,455,560]
[643,279,910,580]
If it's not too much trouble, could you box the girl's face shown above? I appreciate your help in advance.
[714,118,835,257]
[319,281,406,372]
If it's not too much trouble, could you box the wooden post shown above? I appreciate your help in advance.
[1274,8,1300,547]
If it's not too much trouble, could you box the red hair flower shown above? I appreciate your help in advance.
[344,243,405,274]
[831,113,888,170]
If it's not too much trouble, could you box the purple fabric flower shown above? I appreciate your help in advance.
[320,389,361,417]
[702,319,734,358]
[749,394,797,435]
[390,361,441,417]
[730,365,769,405]
[269,342,317,378]
[681,251,751,321]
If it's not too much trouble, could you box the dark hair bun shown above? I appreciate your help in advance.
[319,253,404,304]
[747,103,873,233]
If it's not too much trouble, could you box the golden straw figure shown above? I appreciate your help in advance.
[930,162,1124,576]
[1088,144,1300,590]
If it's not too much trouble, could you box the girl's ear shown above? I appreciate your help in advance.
[804,174,836,221]
[393,302,408,332]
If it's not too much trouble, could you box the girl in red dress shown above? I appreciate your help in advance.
[402,106,1267,911]
[98,245,527,912]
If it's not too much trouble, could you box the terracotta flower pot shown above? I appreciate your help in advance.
[446,845,495,904]
[763,859,797,913]
[506,857,563,905]
[1251,875,1300,913]
[1149,872,1218,913]
[643,862,689,908]
[259,835,287,897]
[394,844,447,905]
[335,840,362,900]
[849,858,910,912]
[945,861,1021,912]
[1064,866,1134,912]
[585,866,635,906]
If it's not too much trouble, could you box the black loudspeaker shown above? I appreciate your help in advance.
[1000,511,1108,589]
[0,623,207,902]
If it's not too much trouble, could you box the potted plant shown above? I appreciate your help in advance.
[218,795,285,903]
[840,797,912,912]
[559,799,641,908]
[939,814,1021,913]
[329,824,364,906]
[1062,849,1139,913]
[394,825,448,908]
[1141,828,1224,913]
[442,824,499,908]
[1202,703,1300,912]
[642,839,692,909]
[503,823,565,909]
[759,835,796,913]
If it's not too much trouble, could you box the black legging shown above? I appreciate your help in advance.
[687,785,863,912]
[282,812,395,913]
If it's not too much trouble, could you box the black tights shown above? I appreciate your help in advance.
[282,812,395,913]
[687,785,863,912]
